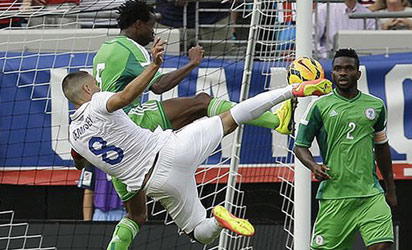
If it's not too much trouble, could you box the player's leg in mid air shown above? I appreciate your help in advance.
[162,77,330,134]
[220,78,332,135]
[143,79,332,244]
[143,115,255,245]
[162,92,293,134]
[145,165,255,244]
[107,96,248,248]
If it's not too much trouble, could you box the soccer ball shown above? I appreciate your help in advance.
[287,57,324,84]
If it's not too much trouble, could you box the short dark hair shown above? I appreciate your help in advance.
[62,71,89,91]
[117,0,155,29]
[332,48,360,69]
[62,71,90,104]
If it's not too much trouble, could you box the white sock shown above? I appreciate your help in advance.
[193,218,222,245]
[230,85,293,125]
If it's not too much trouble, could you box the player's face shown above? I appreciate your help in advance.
[137,14,156,46]
[332,57,361,90]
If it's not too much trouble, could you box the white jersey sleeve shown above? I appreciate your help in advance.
[89,91,114,115]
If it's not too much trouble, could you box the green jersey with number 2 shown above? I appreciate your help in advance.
[295,89,387,200]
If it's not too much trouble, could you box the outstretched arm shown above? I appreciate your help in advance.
[106,38,165,112]
[294,146,330,181]
[375,142,397,207]
[150,46,204,94]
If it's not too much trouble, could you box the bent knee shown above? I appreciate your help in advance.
[194,92,212,107]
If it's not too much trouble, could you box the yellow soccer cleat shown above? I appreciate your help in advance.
[275,99,297,135]
[292,78,332,97]
[212,205,255,237]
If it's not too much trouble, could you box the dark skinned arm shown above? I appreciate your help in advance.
[149,46,204,94]
[294,146,330,181]
[375,142,397,207]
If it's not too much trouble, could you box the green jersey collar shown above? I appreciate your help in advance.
[333,88,361,102]
[115,35,128,41]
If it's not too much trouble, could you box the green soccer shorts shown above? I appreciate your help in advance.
[311,194,393,250]
[112,100,172,202]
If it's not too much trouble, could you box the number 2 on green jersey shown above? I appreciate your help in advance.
[347,122,356,140]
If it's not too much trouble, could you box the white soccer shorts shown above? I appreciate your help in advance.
[144,116,224,234]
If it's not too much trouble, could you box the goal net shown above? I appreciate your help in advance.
[0,0,308,249]
[239,1,298,249]
[233,1,315,250]
[0,210,56,250]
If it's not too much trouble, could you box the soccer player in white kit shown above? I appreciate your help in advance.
[63,38,333,245]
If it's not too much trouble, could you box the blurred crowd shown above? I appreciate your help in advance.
[1,0,412,58]
[314,0,412,58]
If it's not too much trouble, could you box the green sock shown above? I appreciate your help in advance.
[107,217,139,250]
[207,97,280,129]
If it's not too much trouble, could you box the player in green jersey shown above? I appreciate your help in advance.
[93,0,292,134]
[294,49,397,250]
[90,1,295,249]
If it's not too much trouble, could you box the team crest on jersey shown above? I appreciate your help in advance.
[365,108,376,120]
[314,235,324,245]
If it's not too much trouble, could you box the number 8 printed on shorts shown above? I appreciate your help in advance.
[89,137,124,165]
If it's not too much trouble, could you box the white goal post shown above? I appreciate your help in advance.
[294,1,313,249]
[221,1,314,249]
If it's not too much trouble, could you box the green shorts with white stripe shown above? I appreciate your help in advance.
[112,100,173,202]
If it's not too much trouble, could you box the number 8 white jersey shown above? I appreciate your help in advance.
[69,92,172,192]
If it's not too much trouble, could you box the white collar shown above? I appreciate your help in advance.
[70,102,90,121]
